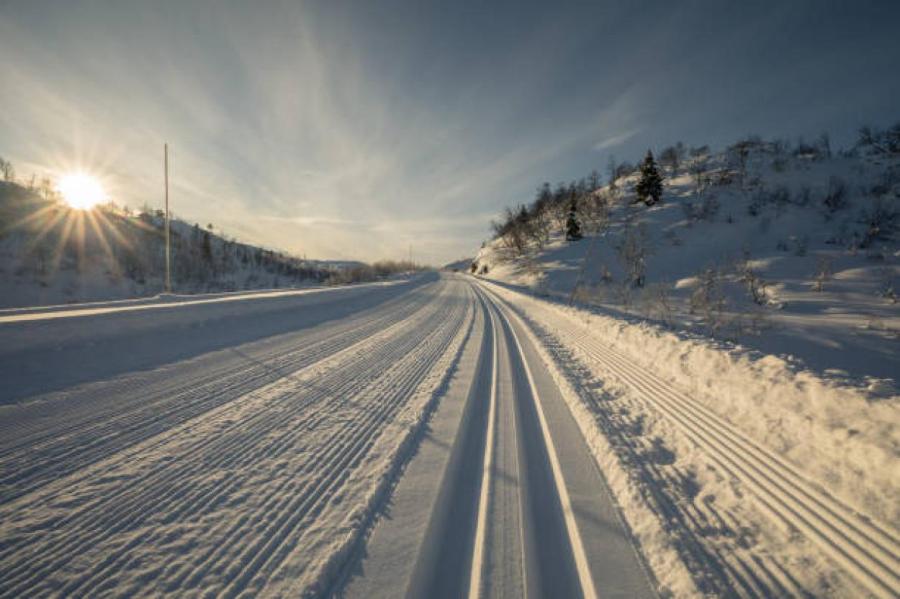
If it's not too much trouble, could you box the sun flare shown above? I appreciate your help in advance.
[57,173,107,210]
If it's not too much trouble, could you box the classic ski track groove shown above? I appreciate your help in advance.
[0,280,475,597]
[466,291,498,599]
[481,282,900,599]
[457,284,598,599]
[488,291,599,599]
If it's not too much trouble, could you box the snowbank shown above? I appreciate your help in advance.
[481,278,898,531]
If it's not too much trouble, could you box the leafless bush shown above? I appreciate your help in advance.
[749,185,791,217]
[869,166,900,196]
[640,282,674,326]
[597,263,613,284]
[688,155,710,192]
[859,198,898,248]
[736,257,770,305]
[823,176,848,213]
[682,193,720,222]
[581,190,611,233]
[690,267,728,333]
[616,220,651,288]
[813,256,833,292]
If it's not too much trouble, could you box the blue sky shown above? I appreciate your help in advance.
[1,1,898,264]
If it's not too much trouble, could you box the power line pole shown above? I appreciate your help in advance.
[164,143,171,294]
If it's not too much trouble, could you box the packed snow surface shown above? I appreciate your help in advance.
[1,272,896,598]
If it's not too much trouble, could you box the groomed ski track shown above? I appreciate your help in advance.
[1,273,895,598]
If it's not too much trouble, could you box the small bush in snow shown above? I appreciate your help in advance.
[823,176,848,213]
[738,261,770,305]
[876,266,897,303]
[859,198,898,248]
[690,267,728,334]
[597,263,613,283]
[616,220,651,288]
[869,166,900,197]
[813,256,833,292]
[857,123,900,156]
[642,282,674,326]
[748,185,789,216]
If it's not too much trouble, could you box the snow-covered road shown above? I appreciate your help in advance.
[2,273,894,598]
[0,274,653,597]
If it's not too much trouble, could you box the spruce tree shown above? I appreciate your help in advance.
[565,199,582,241]
[636,150,664,206]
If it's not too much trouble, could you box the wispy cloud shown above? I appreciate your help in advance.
[3,2,897,263]
[592,128,640,151]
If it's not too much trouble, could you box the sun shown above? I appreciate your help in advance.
[57,172,107,210]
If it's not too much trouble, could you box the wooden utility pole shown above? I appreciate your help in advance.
[164,143,171,293]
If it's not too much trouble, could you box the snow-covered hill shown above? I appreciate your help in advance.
[0,180,364,308]
[472,131,899,389]
[468,131,898,596]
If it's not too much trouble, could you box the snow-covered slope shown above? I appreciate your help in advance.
[467,134,899,596]
[473,138,899,388]
[0,180,359,308]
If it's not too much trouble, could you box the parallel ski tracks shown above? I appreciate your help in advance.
[0,286,436,503]
[485,285,900,599]
[0,281,475,597]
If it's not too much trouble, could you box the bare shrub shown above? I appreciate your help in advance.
[823,176,848,213]
[813,256,833,292]
[616,220,651,288]
[736,257,770,305]
[877,266,897,303]
[859,198,898,248]
[748,185,789,216]
[641,282,674,326]
[581,190,611,233]
[690,267,727,334]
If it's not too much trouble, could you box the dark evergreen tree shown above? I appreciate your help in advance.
[635,150,664,206]
[565,199,582,241]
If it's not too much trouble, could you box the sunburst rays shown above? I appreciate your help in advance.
[7,192,139,282]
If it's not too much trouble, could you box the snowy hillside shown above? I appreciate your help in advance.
[0,179,365,308]
[472,129,899,389]
[465,129,899,596]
